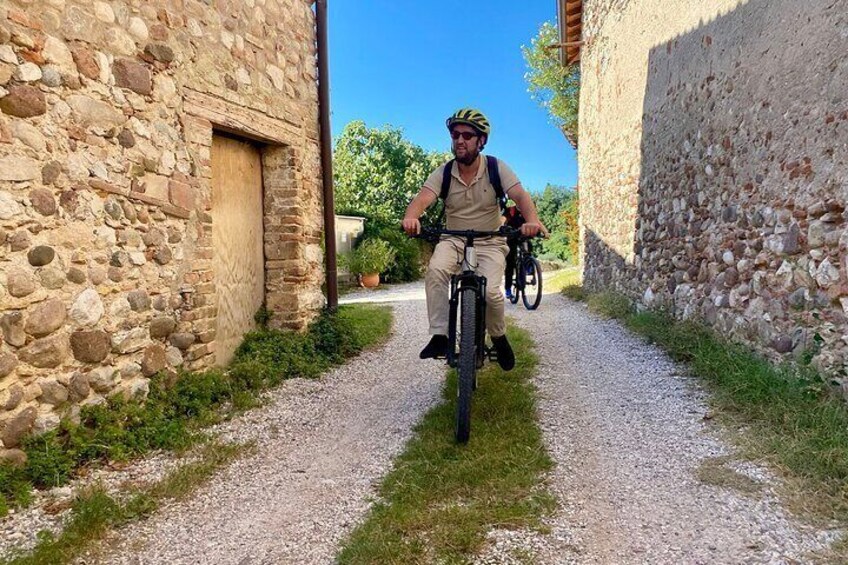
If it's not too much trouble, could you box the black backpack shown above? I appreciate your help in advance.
[435,155,507,225]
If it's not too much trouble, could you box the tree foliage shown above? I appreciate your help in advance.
[522,21,580,146]
[533,184,580,263]
[333,120,450,223]
[333,121,448,283]
[559,190,580,263]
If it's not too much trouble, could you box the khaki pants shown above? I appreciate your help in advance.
[425,238,508,337]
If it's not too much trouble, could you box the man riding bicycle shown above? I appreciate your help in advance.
[401,108,546,371]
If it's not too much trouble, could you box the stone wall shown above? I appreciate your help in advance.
[0,0,325,459]
[579,0,848,380]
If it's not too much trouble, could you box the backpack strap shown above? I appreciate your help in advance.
[440,159,454,200]
[486,155,507,212]
[434,159,454,226]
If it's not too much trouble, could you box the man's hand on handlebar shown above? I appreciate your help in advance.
[520,222,548,238]
[402,217,421,236]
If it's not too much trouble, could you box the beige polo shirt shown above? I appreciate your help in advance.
[422,155,520,231]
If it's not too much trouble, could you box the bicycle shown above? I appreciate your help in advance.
[415,225,518,443]
[507,236,543,310]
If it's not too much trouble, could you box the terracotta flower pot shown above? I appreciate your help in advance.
[360,273,380,288]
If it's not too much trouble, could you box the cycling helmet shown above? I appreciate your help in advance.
[446,108,491,137]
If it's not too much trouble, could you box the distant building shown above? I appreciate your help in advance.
[335,215,365,257]
[335,214,365,282]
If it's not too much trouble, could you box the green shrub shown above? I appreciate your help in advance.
[234,329,324,378]
[341,239,396,276]
[234,307,370,373]
[359,214,394,241]
[530,185,579,263]
[0,463,33,517]
[309,309,361,364]
[373,227,423,283]
[229,359,276,392]
[59,393,196,467]
[159,370,233,421]
[349,215,425,283]
[22,431,76,489]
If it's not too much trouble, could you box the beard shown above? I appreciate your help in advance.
[453,145,480,165]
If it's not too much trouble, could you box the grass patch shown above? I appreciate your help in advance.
[696,456,763,496]
[560,284,586,301]
[0,305,392,517]
[564,284,848,533]
[545,266,580,294]
[337,323,555,564]
[336,303,393,353]
[146,442,253,502]
[585,291,633,319]
[1,441,248,565]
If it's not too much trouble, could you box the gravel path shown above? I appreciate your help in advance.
[91,288,443,564]
[476,290,840,564]
[3,280,842,564]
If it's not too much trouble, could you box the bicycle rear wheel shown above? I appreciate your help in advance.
[456,289,476,444]
[521,257,543,310]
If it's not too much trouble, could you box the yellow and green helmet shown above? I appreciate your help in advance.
[446,108,491,137]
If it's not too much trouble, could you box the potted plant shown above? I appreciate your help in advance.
[342,239,395,288]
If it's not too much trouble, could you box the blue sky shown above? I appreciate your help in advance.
[327,1,578,194]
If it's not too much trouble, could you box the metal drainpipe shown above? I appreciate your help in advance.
[316,0,338,310]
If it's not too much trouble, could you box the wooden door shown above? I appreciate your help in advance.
[211,134,265,366]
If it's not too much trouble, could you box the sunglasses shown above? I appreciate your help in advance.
[451,131,478,141]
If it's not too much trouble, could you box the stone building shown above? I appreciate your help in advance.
[0,0,326,456]
[568,1,848,379]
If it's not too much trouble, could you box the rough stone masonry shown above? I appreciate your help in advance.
[578,0,848,387]
[0,0,326,463]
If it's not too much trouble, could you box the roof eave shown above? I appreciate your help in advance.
[557,0,583,66]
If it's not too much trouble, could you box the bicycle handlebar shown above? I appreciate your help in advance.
[424,226,512,237]
[409,226,542,243]
[408,226,511,243]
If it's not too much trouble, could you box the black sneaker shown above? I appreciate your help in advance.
[420,334,449,359]
[491,335,515,371]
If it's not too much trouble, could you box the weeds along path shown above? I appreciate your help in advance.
[497,291,838,564]
[99,287,442,564]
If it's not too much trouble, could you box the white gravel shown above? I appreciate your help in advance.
[474,289,842,564]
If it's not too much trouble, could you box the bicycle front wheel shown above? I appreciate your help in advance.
[456,289,477,444]
[522,257,543,310]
